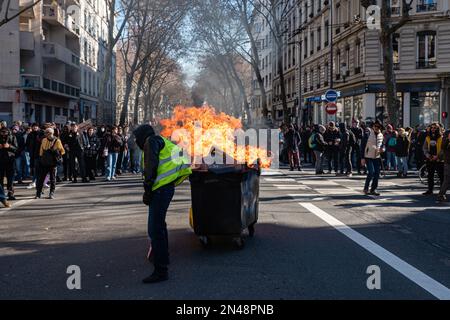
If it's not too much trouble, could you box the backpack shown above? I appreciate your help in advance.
[308,133,317,149]
[388,136,397,147]
[40,139,61,167]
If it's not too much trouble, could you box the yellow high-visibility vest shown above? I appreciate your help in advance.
[144,137,192,191]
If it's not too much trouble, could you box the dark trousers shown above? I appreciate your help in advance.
[352,145,363,173]
[339,147,353,174]
[426,161,444,192]
[288,150,300,169]
[364,158,381,192]
[439,163,450,197]
[70,151,86,180]
[148,184,175,272]
[98,155,106,176]
[326,147,339,172]
[36,166,56,196]
[116,151,124,173]
[84,155,97,179]
[62,153,72,179]
[0,159,15,195]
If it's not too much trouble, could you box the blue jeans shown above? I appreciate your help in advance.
[148,184,175,270]
[397,156,408,175]
[15,151,30,181]
[0,185,6,202]
[105,152,118,179]
[132,149,142,173]
[364,158,381,192]
[386,151,397,170]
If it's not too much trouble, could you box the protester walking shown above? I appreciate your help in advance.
[104,126,123,181]
[84,127,99,180]
[362,121,384,196]
[310,125,327,174]
[395,128,411,178]
[35,128,65,199]
[423,123,444,196]
[437,130,450,202]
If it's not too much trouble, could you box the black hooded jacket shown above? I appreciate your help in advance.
[134,125,165,192]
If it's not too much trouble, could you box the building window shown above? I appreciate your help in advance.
[310,32,314,55]
[393,33,400,67]
[324,62,329,86]
[317,27,322,50]
[336,51,341,77]
[376,93,403,125]
[355,40,361,72]
[417,31,436,68]
[417,0,437,12]
[324,20,329,46]
[410,91,440,127]
[391,0,401,15]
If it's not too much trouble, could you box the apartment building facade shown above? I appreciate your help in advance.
[249,1,274,124]
[250,0,450,128]
[0,0,116,125]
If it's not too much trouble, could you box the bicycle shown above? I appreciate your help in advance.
[418,163,441,186]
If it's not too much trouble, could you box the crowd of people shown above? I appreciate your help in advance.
[0,120,143,207]
[279,120,450,202]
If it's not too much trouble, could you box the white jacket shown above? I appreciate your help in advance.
[364,129,384,159]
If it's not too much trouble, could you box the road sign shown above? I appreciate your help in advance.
[325,90,339,102]
[326,103,338,115]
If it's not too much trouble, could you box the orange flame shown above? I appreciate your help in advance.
[159,105,272,168]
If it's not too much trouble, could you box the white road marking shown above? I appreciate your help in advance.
[274,185,312,190]
[261,170,284,176]
[299,180,340,186]
[299,202,450,300]
[264,178,296,182]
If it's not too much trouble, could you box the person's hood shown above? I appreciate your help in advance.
[133,125,155,150]
[318,125,326,134]
[338,123,346,132]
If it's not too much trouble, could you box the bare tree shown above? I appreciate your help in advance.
[191,0,253,123]
[0,0,42,29]
[250,0,292,125]
[98,0,135,124]
[226,0,269,120]
[118,0,188,125]
[363,0,413,126]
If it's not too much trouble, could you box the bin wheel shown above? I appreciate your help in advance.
[199,236,211,248]
[248,224,255,237]
[233,237,245,250]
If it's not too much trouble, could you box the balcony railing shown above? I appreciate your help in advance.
[416,59,437,69]
[417,3,437,12]
[380,63,400,70]
[21,75,80,98]
[42,42,80,68]
[42,4,65,25]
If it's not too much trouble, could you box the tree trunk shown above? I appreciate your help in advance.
[381,0,399,127]
[277,45,290,125]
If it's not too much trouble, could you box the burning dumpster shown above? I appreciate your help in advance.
[189,164,260,249]
[158,105,271,249]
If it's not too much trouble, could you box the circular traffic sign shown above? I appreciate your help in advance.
[326,103,337,115]
[325,90,338,102]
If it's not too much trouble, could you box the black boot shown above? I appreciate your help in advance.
[142,269,168,284]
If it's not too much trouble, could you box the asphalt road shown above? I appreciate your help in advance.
[1,168,450,300]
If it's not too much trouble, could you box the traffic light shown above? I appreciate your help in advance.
[442,112,448,119]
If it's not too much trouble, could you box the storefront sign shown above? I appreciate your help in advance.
[54,115,67,124]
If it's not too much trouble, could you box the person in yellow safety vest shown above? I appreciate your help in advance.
[422,123,444,196]
[133,124,192,284]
